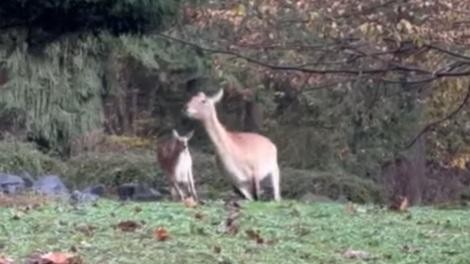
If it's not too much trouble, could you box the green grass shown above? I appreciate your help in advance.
[1,199,470,263]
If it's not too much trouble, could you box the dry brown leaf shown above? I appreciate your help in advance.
[183,197,198,208]
[246,229,264,244]
[154,227,170,241]
[28,252,83,264]
[134,206,142,213]
[116,220,141,232]
[213,245,222,254]
[194,212,205,220]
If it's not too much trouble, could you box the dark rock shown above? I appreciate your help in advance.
[117,183,162,201]
[32,175,69,197]
[19,172,34,188]
[0,173,25,194]
[70,190,99,205]
[117,183,136,201]
[82,184,105,197]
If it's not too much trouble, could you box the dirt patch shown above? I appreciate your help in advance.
[0,193,52,208]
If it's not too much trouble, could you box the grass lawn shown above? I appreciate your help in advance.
[1,198,469,263]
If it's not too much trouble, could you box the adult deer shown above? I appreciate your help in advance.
[184,89,281,201]
[156,129,198,201]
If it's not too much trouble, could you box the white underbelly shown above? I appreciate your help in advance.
[222,158,251,183]
[174,151,192,183]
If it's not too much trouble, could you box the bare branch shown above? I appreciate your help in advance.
[426,45,470,61]
[403,84,470,150]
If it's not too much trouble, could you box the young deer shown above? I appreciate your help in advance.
[184,89,281,201]
[156,129,198,201]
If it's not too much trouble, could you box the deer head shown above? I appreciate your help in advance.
[184,89,224,121]
[172,129,194,149]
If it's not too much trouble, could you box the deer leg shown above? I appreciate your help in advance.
[271,165,281,201]
[172,181,185,201]
[188,170,198,200]
[252,177,261,201]
[237,180,254,201]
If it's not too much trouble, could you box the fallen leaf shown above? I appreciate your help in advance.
[154,227,170,241]
[27,252,82,264]
[246,229,264,244]
[213,245,222,254]
[342,249,371,260]
[194,212,205,220]
[116,220,141,232]
[134,206,142,213]
[183,197,198,208]
[401,244,421,254]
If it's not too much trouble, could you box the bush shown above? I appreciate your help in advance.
[191,151,232,198]
[0,140,66,177]
[281,167,384,203]
[0,139,384,203]
[65,150,163,190]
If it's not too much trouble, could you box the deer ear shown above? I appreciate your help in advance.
[186,130,194,140]
[210,89,224,103]
[172,129,180,138]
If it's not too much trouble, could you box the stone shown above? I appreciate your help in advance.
[32,175,69,197]
[117,183,162,201]
[0,173,26,194]
[82,184,105,197]
[70,190,99,205]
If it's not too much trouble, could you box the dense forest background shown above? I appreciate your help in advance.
[1,0,469,205]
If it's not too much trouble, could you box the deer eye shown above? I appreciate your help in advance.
[201,99,207,104]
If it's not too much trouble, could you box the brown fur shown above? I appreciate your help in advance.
[157,136,185,178]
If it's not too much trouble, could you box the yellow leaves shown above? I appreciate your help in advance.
[450,154,470,169]
[396,19,414,34]
[358,22,385,42]
[106,135,153,149]
[309,11,320,21]
[233,4,246,17]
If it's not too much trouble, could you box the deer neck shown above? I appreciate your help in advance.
[202,109,234,159]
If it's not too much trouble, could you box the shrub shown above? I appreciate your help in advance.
[65,150,162,190]
[280,167,384,203]
[0,140,66,177]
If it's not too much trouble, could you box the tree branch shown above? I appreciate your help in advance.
[155,34,470,86]
[403,84,470,150]
[426,45,470,61]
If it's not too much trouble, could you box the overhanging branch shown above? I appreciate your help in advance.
[403,84,470,150]
[156,33,470,83]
